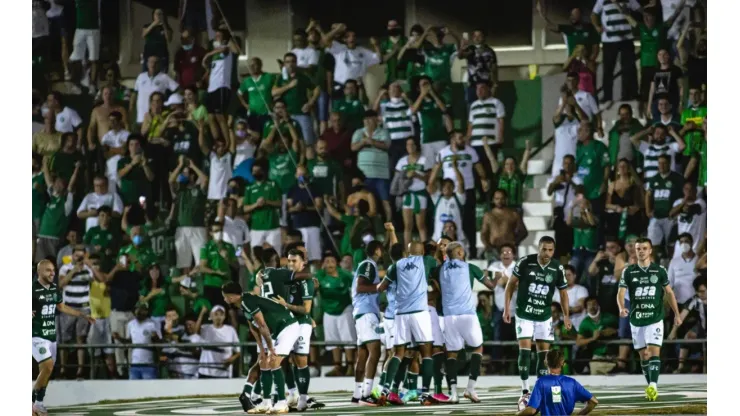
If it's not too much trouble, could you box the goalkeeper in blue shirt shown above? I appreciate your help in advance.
[517,350,598,416]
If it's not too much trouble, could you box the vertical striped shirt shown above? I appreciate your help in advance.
[593,0,640,43]
[380,99,414,141]
[468,97,506,147]
[638,141,681,178]
[59,264,94,308]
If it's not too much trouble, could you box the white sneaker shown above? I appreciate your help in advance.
[32,403,48,416]
[464,389,481,403]
[64,70,72,81]
[287,391,299,407]
[296,398,308,412]
[248,400,272,414]
[269,400,290,414]
[449,393,459,404]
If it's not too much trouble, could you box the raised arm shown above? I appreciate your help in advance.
[519,140,531,174]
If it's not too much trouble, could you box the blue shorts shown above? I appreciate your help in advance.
[365,178,390,202]
[618,299,632,339]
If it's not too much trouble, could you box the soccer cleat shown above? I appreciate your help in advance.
[359,396,381,406]
[252,397,264,405]
[387,392,404,405]
[306,398,325,409]
[295,399,308,412]
[401,389,418,403]
[646,385,658,401]
[240,392,256,412]
[464,389,481,403]
[248,401,272,414]
[420,392,438,406]
[432,393,450,403]
[32,403,48,416]
[371,385,383,399]
[268,401,290,414]
[287,392,299,408]
[350,397,360,404]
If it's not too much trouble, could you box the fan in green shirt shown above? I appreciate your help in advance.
[315,258,354,316]
[237,58,276,116]
[259,114,303,194]
[32,168,48,225]
[380,31,408,83]
[273,53,319,116]
[575,125,610,200]
[50,148,83,184]
[37,160,79,240]
[84,207,119,271]
[75,0,100,30]
[171,157,209,228]
[243,164,282,231]
[118,226,158,273]
[680,91,707,157]
[307,140,343,199]
[332,80,365,132]
[178,276,213,316]
[199,223,237,289]
[488,141,531,208]
[576,297,619,357]
[412,78,449,144]
[140,265,170,321]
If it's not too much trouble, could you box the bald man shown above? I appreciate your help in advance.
[32,260,95,415]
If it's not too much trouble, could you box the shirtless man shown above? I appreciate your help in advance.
[480,189,524,260]
[88,86,129,151]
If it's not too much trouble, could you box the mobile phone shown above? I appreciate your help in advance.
[119,256,127,267]
[462,32,469,41]
[139,196,146,207]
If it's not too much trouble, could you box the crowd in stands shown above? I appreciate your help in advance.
[31,0,706,380]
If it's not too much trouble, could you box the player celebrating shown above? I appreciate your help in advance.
[504,236,572,406]
[223,282,301,414]
[617,238,682,402]
[33,260,95,416]
[438,242,497,403]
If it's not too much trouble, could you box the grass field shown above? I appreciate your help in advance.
[49,383,707,415]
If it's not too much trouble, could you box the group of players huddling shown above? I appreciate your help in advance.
[32,222,682,415]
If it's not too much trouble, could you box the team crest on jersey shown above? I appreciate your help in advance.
[39,347,46,355]
[545,274,553,284]
[649,275,658,284]
[666,181,672,187]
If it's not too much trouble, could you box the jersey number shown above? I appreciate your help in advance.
[262,282,274,298]
[528,283,550,296]
[40,304,56,316]
[634,286,657,297]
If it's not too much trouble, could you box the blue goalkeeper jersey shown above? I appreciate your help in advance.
[527,374,593,416]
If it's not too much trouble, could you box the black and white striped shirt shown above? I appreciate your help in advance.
[468,97,506,147]
[593,0,640,43]
[59,264,94,309]
[638,141,681,179]
[380,99,414,141]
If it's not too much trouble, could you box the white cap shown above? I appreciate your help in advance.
[211,305,226,314]
[164,93,184,107]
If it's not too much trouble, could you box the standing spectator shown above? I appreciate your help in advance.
[563,72,601,131]
[680,88,707,165]
[585,237,623,317]
[35,157,79,263]
[325,29,381,100]
[77,176,123,231]
[351,110,392,221]
[668,276,706,374]
[113,302,162,380]
[291,29,319,71]
[178,277,212,317]
[458,29,498,104]
[321,112,354,168]
[487,243,517,370]
[566,192,599,279]
[164,104,203,167]
[480,189,525,261]
[553,265,589,331]
[379,19,407,84]
[56,230,80,269]
[131,56,179,125]
[199,221,237,309]
[69,0,101,95]
[563,46,598,97]
[231,119,260,172]
[575,297,619,374]
[647,50,685,120]
[117,226,158,273]
[32,155,46,261]
[46,0,70,80]
[88,87,130,156]
[684,119,707,191]
[551,90,585,176]
[33,110,62,157]
[174,29,207,88]
[680,24,706,91]
[216,198,250,253]
[83,206,118,271]
[332,80,365,133]
[413,77,451,169]
[170,157,209,272]
[395,138,429,246]
[646,155,684,253]
[237,57,276,135]
[375,82,414,171]
[467,81,506,167]
[50,133,83,185]
[47,92,83,146]
[58,245,94,379]
[99,111,130,189]
[163,310,203,379]
[591,0,640,110]
[662,0,694,58]
[86,256,120,378]
[243,162,283,254]
[179,0,210,44]
[139,265,170,328]
[32,0,50,93]
[547,155,581,260]
[140,92,168,146]
[142,8,172,73]
[575,121,610,214]
[484,138,531,210]
[604,160,644,239]
[669,182,706,257]
[273,52,320,145]
[117,135,155,207]
[307,139,345,203]
[668,233,698,304]
[538,3,600,61]
[260,112,303,227]
[202,129,234,218]
[631,124,686,179]
[202,28,239,141]
[413,26,460,101]
[108,265,143,378]
[287,166,323,263]
[97,66,131,104]
[607,104,644,169]
[197,305,240,378]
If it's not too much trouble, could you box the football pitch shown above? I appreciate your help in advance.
[49,383,707,415]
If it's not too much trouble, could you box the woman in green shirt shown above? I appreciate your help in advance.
[184,86,218,139]
[140,264,170,328]
[483,138,531,210]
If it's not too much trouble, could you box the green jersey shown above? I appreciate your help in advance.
[117,157,152,206]
[50,151,81,183]
[646,172,684,219]
[38,191,73,239]
[680,106,708,157]
[269,149,298,193]
[84,225,117,270]
[142,219,176,268]
[243,180,281,231]
[512,254,567,322]
[697,138,707,186]
[619,263,669,327]
[315,269,353,315]
[639,23,667,68]
[573,223,599,252]
[576,139,610,199]
[241,292,297,338]
[417,97,448,143]
[118,244,157,273]
[289,279,315,324]
[75,0,100,29]
[332,98,365,132]
[557,24,600,57]
[32,173,47,221]
[32,280,62,341]
[307,158,342,197]
[577,313,619,356]
[238,73,276,116]
[176,186,206,227]
[380,37,408,82]
[140,286,168,317]
[495,171,526,207]
[275,73,315,115]
[186,295,212,316]
[261,267,294,301]
[200,240,236,288]
[422,44,456,83]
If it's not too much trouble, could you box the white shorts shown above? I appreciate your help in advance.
[323,306,356,350]
[515,316,554,342]
[32,337,57,364]
[443,315,484,351]
[383,318,395,349]
[70,29,101,61]
[647,217,675,247]
[402,192,429,211]
[292,323,313,355]
[395,310,433,346]
[274,322,301,357]
[298,227,322,261]
[428,306,444,347]
[422,141,448,170]
[631,321,664,350]
[87,318,113,356]
[356,313,381,346]
[175,226,208,268]
[250,229,282,256]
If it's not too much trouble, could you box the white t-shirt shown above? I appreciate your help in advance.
[291,47,320,68]
[207,50,234,92]
[395,155,428,192]
[672,198,707,254]
[328,42,380,85]
[436,145,479,191]
[668,255,698,304]
[558,90,599,121]
[100,129,130,150]
[553,121,579,176]
[468,97,506,147]
[430,190,466,242]
[127,319,162,365]
[207,152,233,200]
[223,216,250,249]
[234,140,256,167]
[55,107,83,133]
[134,72,180,123]
[552,284,589,330]
[77,191,123,231]
[546,175,583,209]
[198,324,240,378]
[488,260,517,312]
[170,332,203,377]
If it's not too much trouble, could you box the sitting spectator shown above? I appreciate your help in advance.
[113,302,162,380]
[668,233,699,304]
[139,265,169,329]
[35,157,79,263]
[117,135,155,207]
[97,65,131,104]
[83,206,119,271]
[244,161,283,254]
[77,176,123,231]
[351,110,392,221]
[566,191,599,279]
[547,155,581,260]
[669,182,706,258]
[553,265,589,331]
[332,80,365,133]
[631,124,686,180]
[645,155,684,255]
[32,109,62,157]
[414,76,452,169]
[321,112,354,168]
[551,89,585,176]
[99,112,130,189]
[604,159,644,239]
[576,297,619,375]
[58,245,94,379]
[427,156,465,243]
[197,305,240,379]
[131,56,179,125]
[575,121,610,215]
[142,9,172,73]
[607,104,644,169]
[480,189,525,262]
[170,157,209,272]
[668,276,706,374]
[287,166,323,263]
[174,29,207,88]
[647,49,684,121]
[162,309,203,379]
[394,138,429,246]
[273,52,320,145]
[484,138,531,210]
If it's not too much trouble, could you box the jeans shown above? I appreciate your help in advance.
[570,248,596,282]
[129,365,157,380]
[291,114,317,146]
[618,298,632,338]
[317,91,330,122]
[491,308,504,361]
[465,84,477,106]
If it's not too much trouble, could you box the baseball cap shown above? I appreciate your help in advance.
[180,277,197,290]
[211,305,226,314]
[164,93,184,107]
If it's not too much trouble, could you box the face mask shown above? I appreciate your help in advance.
[390,97,401,103]
[587,309,600,319]
[177,173,189,184]
[680,243,691,254]
[182,43,193,51]
[252,172,265,181]
[235,130,247,138]
[212,232,222,242]
[213,40,221,48]
[132,235,144,246]
[362,234,374,245]
[297,175,306,184]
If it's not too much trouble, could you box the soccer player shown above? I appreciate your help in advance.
[438,242,497,403]
[617,237,682,401]
[377,242,440,405]
[239,307,266,412]
[516,350,599,416]
[504,236,573,405]
[32,260,95,416]
[374,226,400,399]
[222,282,301,414]
[350,240,385,405]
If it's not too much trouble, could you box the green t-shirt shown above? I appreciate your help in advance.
[32,173,47,221]
[261,267,294,301]
[241,292,297,338]
[697,138,707,186]
[50,151,81,183]
[619,263,669,327]
[117,157,152,206]
[118,244,158,272]
[558,24,600,57]
[332,98,365,132]
[176,187,207,227]
[38,191,72,239]
[142,219,176,269]
[289,279,315,324]
[417,97,448,143]
[238,73,276,116]
[275,73,315,115]
[639,23,667,68]
[186,295,212,316]
[269,149,298,193]
[244,180,281,230]
[339,214,357,256]
[495,171,526,207]
[307,158,342,197]
[680,106,708,157]
[140,286,169,318]
[200,240,236,287]
[75,0,100,29]
[646,172,684,219]
[576,140,610,199]
[513,255,567,322]
[573,223,599,252]
[315,269,354,315]
[577,313,619,356]
[422,44,456,83]
[262,119,302,141]
[84,225,118,270]
[380,37,408,82]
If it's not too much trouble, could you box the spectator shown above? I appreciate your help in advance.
[243,161,283,255]
[604,159,644,239]
[487,243,517,370]
[203,133,234,218]
[551,92,584,176]
[480,189,525,262]
[99,111,130,188]
[575,297,619,375]
[669,182,706,258]
[118,225,158,273]
[216,197,250,252]
[56,230,81,269]
[164,103,203,168]
[484,138,531,210]
[86,256,120,378]
[315,252,357,376]
[47,92,83,146]
[538,3,600,61]
[287,166,323,263]
[140,92,168,144]
[325,189,376,259]
[668,276,706,374]
[142,9,172,73]
[607,104,644,169]
[122,201,177,273]
[332,80,365,133]
[174,29,207,89]
[591,0,639,110]
[131,56,179,125]
[46,0,70,80]
[291,29,319,71]
[476,292,494,357]
[170,157,209,272]
[646,154,684,253]
[199,221,237,309]
[179,0,210,44]
[83,206,119,271]
[668,232,698,304]
[306,139,344,203]
[563,72,601,133]
[77,176,123,231]
[563,46,597,97]
[108,263,143,378]
[679,23,706,91]
[321,112,354,168]
[97,65,131,104]
[35,157,78,263]
[351,110,392,221]
[89,88,130,158]
[662,0,694,62]
[375,82,414,171]
[415,26,460,102]
[550,302,577,375]
[412,76,451,169]
[575,121,610,214]
[139,264,170,329]
[547,155,581,260]
[651,97,682,131]
[459,29,498,104]
[585,237,623,316]
[553,264,589,330]
[32,0,50,92]
[117,135,155,207]
[231,119,260,171]
[566,191,599,280]
[631,124,686,180]
[273,52,320,145]
[467,81,506,167]
[113,302,162,380]
[32,155,46,259]
[33,110,62,157]
[203,28,239,141]
[236,57,275,135]
[394,138,429,246]
[379,20,407,84]
[197,305,240,378]
[260,111,303,228]
[178,276,212,317]
[680,88,707,167]
[684,118,707,191]
[163,309,203,379]
[69,0,101,95]
[325,28,381,99]
[50,133,83,184]
[58,245,94,379]
[647,50,685,120]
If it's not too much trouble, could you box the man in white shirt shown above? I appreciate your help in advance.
[670,183,706,259]
[113,302,162,380]
[326,29,381,99]
[130,56,179,124]
[552,265,589,330]
[291,30,319,70]
[198,305,240,378]
[547,156,583,259]
[218,197,250,250]
[47,91,83,146]
[427,156,466,244]
[206,138,233,202]
[99,111,130,189]
[77,176,123,231]
[668,233,698,304]
[487,243,517,369]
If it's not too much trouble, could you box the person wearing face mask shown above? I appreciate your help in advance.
[458,29,498,105]
[230,119,259,170]
[35,155,80,263]
[174,29,207,88]
[199,222,237,310]
[379,20,408,84]
[575,297,618,374]
[631,123,686,180]
[170,156,209,273]
[667,233,698,305]
[117,225,158,273]
[243,161,283,256]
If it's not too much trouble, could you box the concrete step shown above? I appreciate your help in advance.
[525,188,552,202]
[522,202,553,217]
[469,259,488,271]
[526,159,549,175]
[532,174,552,189]
[521,230,556,247]
[518,245,539,256]
[523,216,551,231]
